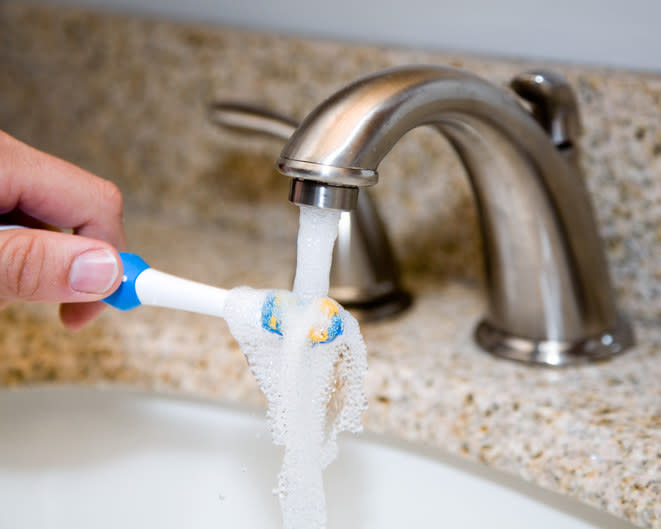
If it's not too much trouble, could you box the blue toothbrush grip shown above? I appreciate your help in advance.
[103,252,150,311]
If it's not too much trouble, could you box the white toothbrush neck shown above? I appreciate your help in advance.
[135,268,228,318]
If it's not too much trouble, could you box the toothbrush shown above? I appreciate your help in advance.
[0,228,229,316]
[0,224,343,344]
[0,225,228,317]
[104,253,343,344]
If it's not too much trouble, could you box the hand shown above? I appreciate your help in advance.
[0,130,127,330]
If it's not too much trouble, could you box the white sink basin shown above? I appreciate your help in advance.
[0,387,629,529]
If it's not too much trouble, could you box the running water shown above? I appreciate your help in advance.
[222,206,368,529]
[292,206,341,303]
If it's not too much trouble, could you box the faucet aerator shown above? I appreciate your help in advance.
[287,178,360,211]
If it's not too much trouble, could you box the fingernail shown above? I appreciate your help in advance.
[69,249,119,294]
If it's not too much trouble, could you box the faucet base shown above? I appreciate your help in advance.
[475,317,634,367]
[335,289,412,323]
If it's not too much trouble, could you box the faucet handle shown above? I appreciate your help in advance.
[510,70,582,149]
[208,101,297,141]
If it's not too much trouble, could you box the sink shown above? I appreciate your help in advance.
[0,387,630,528]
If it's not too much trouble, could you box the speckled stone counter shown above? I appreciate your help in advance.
[0,4,659,528]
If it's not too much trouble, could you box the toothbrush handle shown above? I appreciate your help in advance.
[103,253,150,311]
[103,253,228,318]
[0,230,230,319]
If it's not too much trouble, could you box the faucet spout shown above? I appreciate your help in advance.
[277,65,633,365]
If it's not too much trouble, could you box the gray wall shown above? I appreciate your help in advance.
[13,0,661,71]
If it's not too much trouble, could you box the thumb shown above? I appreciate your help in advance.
[0,228,122,303]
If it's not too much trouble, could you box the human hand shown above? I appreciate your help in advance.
[0,130,127,330]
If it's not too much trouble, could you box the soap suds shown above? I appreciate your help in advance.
[222,206,368,529]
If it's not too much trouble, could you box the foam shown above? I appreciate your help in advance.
[221,206,368,529]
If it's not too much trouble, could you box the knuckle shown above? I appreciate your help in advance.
[0,133,41,211]
[99,180,124,219]
[0,130,14,157]
[0,232,45,299]
[0,132,17,194]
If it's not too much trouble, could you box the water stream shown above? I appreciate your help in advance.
[222,206,368,529]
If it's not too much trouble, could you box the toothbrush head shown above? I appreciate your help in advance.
[308,297,343,344]
[261,290,296,336]
[260,291,343,344]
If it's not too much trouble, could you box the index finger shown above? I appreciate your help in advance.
[0,131,127,250]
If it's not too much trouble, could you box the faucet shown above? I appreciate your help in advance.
[208,103,412,321]
[210,65,633,366]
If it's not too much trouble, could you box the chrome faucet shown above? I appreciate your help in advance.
[209,103,412,321]
[210,65,633,366]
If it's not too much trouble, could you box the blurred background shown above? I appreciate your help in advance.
[12,0,661,71]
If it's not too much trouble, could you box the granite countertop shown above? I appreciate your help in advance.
[0,3,659,528]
